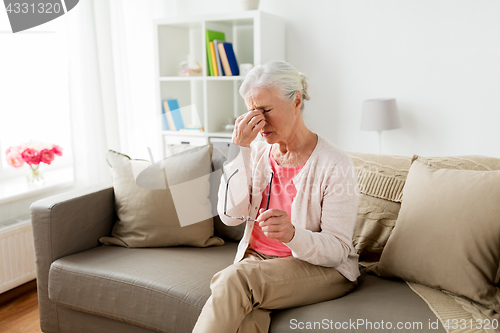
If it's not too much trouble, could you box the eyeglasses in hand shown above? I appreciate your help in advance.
[223,169,274,222]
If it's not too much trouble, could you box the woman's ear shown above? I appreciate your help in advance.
[294,91,302,112]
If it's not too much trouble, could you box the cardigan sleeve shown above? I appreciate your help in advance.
[284,155,359,268]
[217,144,254,226]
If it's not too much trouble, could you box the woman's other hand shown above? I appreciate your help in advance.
[232,110,266,147]
[256,208,295,243]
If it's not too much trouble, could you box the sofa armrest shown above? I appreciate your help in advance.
[30,183,115,333]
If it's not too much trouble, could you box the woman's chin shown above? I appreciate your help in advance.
[261,132,275,143]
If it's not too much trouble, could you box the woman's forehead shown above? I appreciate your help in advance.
[245,87,279,105]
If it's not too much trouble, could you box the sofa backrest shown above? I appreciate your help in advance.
[348,152,500,263]
[169,143,500,261]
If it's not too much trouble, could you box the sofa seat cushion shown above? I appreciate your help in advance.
[270,268,446,333]
[49,244,444,333]
[48,243,238,333]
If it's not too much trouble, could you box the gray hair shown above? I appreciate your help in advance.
[239,61,311,112]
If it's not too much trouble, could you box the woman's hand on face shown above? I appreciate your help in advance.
[256,208,295,243]
[232,110,266,147]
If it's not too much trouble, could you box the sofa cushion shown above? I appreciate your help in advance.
[165,143,245,242]
[353,194,401,263]
[367,160,500,312]
[270,268,445,333]
[99,147,223,248]
[415,154,500,171]
[56,306,159,333]
[48,243,238,333]
[348,152,411,262]
[48,245,444,333]
[348,152,412,203]
[348,152,500,263]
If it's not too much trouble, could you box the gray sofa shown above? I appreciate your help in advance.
[30,151,452,333]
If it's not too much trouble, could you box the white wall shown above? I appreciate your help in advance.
[152,0,500,157]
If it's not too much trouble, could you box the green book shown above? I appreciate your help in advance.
[205,30,225,76]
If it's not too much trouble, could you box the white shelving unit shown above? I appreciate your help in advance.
[153,10,285,157]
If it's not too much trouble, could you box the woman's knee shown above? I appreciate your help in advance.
[211,261,261,295]
[210,264,250,289]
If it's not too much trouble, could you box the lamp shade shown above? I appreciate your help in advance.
[360,98,401,131]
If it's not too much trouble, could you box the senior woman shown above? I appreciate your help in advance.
[193,61,360,333]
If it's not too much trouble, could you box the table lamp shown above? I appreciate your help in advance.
[360,98,401,154]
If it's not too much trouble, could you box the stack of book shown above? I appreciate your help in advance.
[206,30,240,76]
[161,99,203,132]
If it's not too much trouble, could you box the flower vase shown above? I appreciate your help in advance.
[27,164,44,186]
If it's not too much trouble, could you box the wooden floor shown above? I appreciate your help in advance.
[0,282,41,333]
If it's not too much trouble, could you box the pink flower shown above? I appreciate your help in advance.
[6,150,25,168]
[6,145,22,155]
[40,149,55,165]
[21,148,41,165]
[51,144,63,156]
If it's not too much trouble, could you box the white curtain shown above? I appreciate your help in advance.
[66,0,168,188]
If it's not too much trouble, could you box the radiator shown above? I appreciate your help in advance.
[0,219,36,294]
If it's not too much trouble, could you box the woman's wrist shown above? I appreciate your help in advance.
[283,226,295,244]
[231,137,251,148]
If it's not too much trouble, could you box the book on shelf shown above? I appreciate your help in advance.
[209,41,219,76]
[213,39,225,76]
[217,43,231,76]
[217,42,239,76]
[168,99,185,130]
[161,101,170,130]
[162,100,175,130]
[205,30,225,76]
[162,99,185,131]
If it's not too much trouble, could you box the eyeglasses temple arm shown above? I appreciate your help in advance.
[265,171,274,210]
[224,169,239,215]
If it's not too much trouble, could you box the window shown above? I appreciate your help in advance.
[0,12,72,182]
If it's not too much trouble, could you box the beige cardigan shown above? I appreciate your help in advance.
[218,134,360,282]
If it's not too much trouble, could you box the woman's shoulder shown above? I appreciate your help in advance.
[312,135,356,182]
[315,134,353,167]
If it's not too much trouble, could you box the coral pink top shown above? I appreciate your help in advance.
[250,151,305,257]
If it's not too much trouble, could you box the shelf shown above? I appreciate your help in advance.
[162,131,233,139]
[162,130,205,137]
[205,76,245,81]
[159,76,203,82]
[155,10,284,158]
[207,132,233,138]
[159,76,245,82]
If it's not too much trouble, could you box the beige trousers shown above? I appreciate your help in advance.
[192,249,357,333]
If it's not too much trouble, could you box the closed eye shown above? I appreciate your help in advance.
[263,109,272,113]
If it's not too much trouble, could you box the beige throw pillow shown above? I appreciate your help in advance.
[349,152,500,263]
[353,194,401,262]
[414,155,500,171]
[99,147,224,248]
[348,152,412,262]
[348,152,412,203]
[367,160,500,312]
[165,143,245,242]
